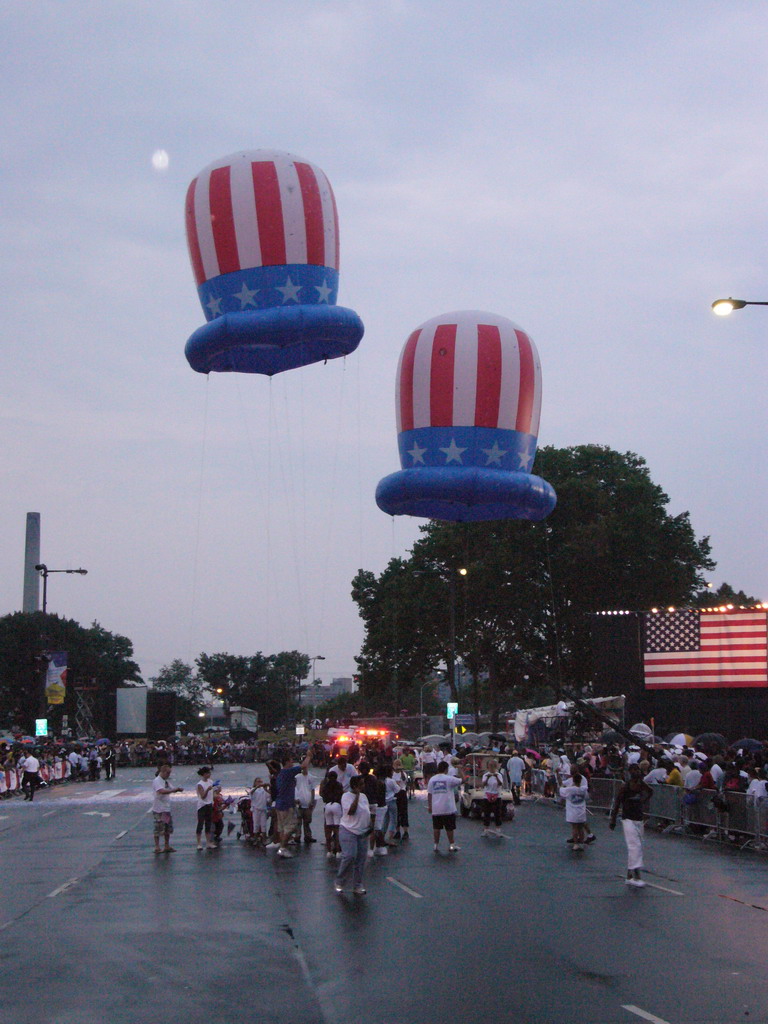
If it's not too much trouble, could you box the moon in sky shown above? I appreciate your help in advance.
[151,149,170,171]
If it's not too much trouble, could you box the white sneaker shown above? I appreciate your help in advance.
[375,846,388,856]
[326,851,335,861]
[449,844,460,852]
[265,841,280,850]
[433,843,439,852]
[353,886,367,895]
[481,828,489,837]
[277,847,294,858]
[367,849,375,859]
[334,880,343,893]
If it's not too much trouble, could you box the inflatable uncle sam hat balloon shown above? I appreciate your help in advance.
[376,310,556,522]
[184,150,364,375]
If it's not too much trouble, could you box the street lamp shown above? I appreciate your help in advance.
[711,297,768,316]
[34,564,88,614]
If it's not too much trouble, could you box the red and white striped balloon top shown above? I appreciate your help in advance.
[185,150,340,286]
[396,311,543,437]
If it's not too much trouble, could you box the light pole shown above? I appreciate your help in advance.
[711,297,768,316]
[34,564,88,614]
[414,565,467,702]
[310,655,326,685]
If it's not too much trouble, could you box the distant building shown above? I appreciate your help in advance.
[299,676,355,707]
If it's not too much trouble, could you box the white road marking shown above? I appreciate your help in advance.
[47,878,79,898]
[386,876,423,898]
[114,830,127,840]
[622,1005,673,1024]
[83,811,111,818]
[616,876,684,896]
[644,880,684,896]
[42,810,57,817]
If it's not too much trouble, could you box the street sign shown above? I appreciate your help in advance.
[446,702,458,719]
[35,718,48,736]
[295,724,306,735]
[454,714,475,726]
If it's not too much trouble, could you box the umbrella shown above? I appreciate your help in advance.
[693,732,727,754]
[96,738,111,745]
[601,729,624,744]
[733,738,764,753]
[629,722,653,740]
[665,732,693,746]
[524,748,542,760]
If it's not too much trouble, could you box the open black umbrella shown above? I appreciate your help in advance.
[733,738,764,753]
[601,729,623,744]
[693,732,727,754]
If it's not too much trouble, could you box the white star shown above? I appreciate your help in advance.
[439,439,467,464]
[206,293,223,317]
[482,441,507,466]
[315,279,332,303]
[518,450,533,470]
[234,282,258,309]
[407,442,428,465]
[277,276,302,303]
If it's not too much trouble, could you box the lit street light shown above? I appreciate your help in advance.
[34,563,88,614]
[711,297,768,316]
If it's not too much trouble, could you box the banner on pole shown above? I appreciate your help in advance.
[45,651,68,705]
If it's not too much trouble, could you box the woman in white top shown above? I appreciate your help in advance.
[481,758,504,837]
[196,766,216,850]
[335,776,371,895]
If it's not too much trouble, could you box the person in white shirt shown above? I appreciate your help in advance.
[21,753,41,801]
[643,765,668,786]
[328,757,358,793]
[481,759,505,837]
[427,761,462,852]
[250,779,270,844]
[152,764,183,854]
[334,776,371,895]
[295,766,316,844]
[506,752,525,805]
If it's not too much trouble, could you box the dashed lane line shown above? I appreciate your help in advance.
[616,876,684,896]
[386,876,424,898]
[622,1005,673,1024]
[47,878,79,898]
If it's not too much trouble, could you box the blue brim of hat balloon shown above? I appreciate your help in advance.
[376,310,556,522]
[184,150,364,376]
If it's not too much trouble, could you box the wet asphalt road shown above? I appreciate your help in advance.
[1,765,767,1024]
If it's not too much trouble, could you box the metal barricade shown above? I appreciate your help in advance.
[588,777,621,812]
[647,784,683,832]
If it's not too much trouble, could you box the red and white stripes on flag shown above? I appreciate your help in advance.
[185,150,340,285]
[644,610,768,689]
[396,312,543,435]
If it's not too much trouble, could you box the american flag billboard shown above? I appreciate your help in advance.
[643,609,768,689]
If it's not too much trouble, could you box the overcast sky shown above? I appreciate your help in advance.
[1,1,766,686]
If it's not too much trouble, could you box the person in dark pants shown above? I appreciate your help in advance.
[22,752,41,801]
[102,746,116,780]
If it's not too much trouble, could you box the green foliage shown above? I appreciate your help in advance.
[150,659,206,729]
[352,445,719,730]
[0,611,141,733]
[195,650,310,729]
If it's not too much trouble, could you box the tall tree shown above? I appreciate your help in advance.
[353,445,717,728]
[0,611,141,734]
[195,650,310,729]
[150,660,206,729]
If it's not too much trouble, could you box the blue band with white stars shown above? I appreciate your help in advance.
[398,426,537,473]
[199,265,340,322]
